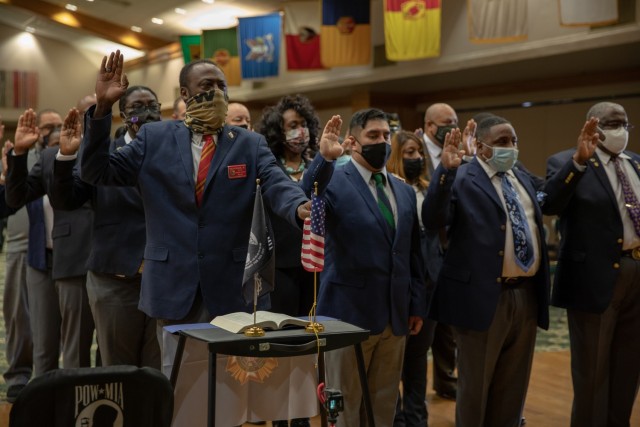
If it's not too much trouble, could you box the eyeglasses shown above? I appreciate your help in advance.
[599,121,634,131]
[126,102,161,115]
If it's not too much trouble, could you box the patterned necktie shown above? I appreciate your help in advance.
[498,172,534,272]
[612,156,640,237]
[195,134,216,206]
[372,172,395,230]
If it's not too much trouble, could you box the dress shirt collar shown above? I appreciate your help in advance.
[596,146,631,165]
[423,133,442,167]
[352,158,389,186]
[477,156,516,180]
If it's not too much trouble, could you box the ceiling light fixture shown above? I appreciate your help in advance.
[25,26,36,33]
[131,26,142,33]
[65,3,78,11]
[175,8,186,15]
[151,17,164,25]
[202,0,214,4]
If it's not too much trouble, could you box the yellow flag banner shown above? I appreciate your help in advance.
[320,0,371,67]
[468,0,528,44]
[558,0,618,27]
[384,0,440,61]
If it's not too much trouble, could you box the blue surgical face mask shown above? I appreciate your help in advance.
[481,143,518,172]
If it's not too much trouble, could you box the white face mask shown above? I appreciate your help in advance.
[601,127,629,154]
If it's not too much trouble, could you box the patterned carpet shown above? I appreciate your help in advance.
[0,248,570,400]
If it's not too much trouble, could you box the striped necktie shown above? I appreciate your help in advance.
[195,134,216,206]
[612,156,640,237]
[372,172,395,230]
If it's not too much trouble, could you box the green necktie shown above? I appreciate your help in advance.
[372,172,395,230]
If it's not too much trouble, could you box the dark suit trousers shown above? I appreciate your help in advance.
[2,251,33,386]
[87,271,160,369]
[26,266,94,375]
[567,256,640,427]
[454,280,538,427]
[431,322,458,394]
[394,319,436,427]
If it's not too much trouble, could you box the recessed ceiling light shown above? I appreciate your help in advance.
[86,0,94,2]
[131,26,142,33]
[202,0,214,4]
[25,26,36,33]
[65,4,78,11]
[175,8,186,14]
[151,17,164,25]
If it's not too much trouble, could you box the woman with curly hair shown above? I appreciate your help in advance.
[253,95,321,427]
[255,94,320,182]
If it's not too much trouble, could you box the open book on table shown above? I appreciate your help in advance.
[210,311,309,334]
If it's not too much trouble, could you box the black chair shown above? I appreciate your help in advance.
[9,365,173,427]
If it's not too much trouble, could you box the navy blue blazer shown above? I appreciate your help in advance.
[51,135,146,277]
[6,147,93,280]
[543,149,640,313]
[80,108,331,320]
[422,159,550,331]
[302,157,427,336]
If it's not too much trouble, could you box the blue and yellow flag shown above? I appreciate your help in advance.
[320,0,371,67]
[384,0,440,61]
[202,28,241,86]
[238,13,282,79]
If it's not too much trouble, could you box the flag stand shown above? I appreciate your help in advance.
[305,270,324,333]
[305,182,324,333]
[245,272,265,337]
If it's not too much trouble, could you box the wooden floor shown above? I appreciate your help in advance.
[1,351,638,426]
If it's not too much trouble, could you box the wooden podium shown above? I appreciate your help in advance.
[167,319,373,427]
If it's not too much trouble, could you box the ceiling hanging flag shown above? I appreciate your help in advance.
[384,0,441,61]
[558,0,618,27]
[468,0,528,44]
[320,0,371,68]
[238,13,282,80]
[284,1,324,70]
[202,28,242,86]
[180,35,201,64]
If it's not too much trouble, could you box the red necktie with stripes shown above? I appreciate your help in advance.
[195,134,215,206]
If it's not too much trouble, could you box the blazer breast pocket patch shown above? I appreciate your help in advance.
[228,164,247,179]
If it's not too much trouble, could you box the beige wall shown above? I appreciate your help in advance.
[0,25,103,122]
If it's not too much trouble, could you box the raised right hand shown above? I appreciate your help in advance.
[572,117,599,165]
[440,128,465,170]
[59,108,83,155]
[95,50,129,118]
[13,109,39,155]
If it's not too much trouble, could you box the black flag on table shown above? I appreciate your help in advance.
[242,182,275,305]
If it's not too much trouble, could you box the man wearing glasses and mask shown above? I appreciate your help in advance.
[50,85,163,370]
[544,102,640,427]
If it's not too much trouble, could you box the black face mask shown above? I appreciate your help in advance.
[356,139,391,170]
[403,158,424,180]
[433,125,457,146]
[124,110,161,137]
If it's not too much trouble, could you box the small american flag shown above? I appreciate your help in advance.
[301,192,326,272]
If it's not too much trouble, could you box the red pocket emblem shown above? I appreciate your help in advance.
[228,164,247,179]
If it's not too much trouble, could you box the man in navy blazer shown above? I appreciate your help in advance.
[423,116,550,427]
[302,108,426,427]
[79,51,340,331]
[51,86,162,369]
[543,102,640,427]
